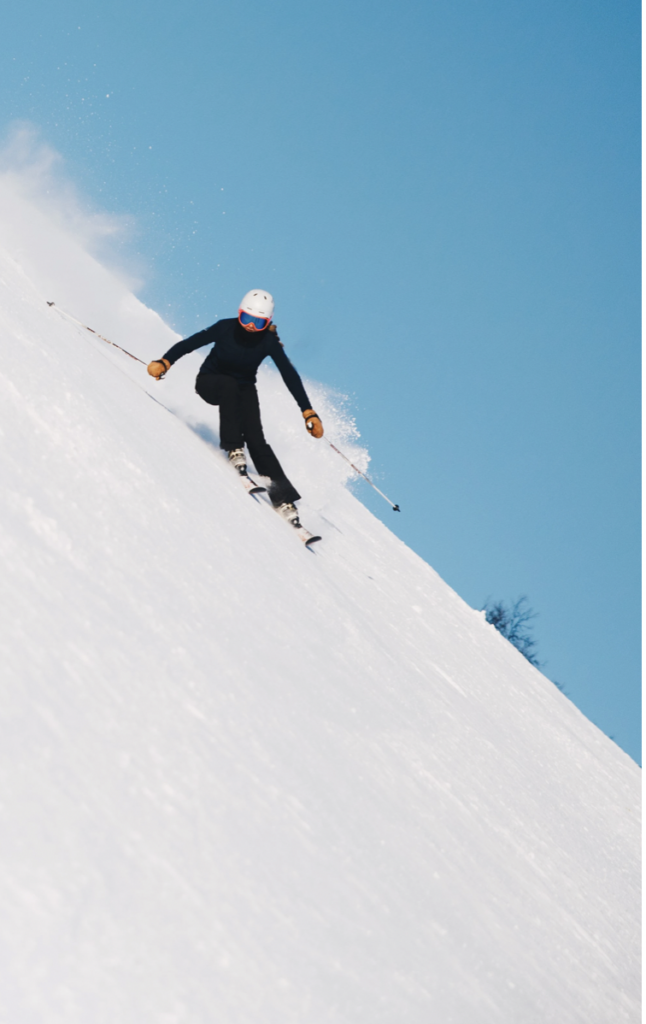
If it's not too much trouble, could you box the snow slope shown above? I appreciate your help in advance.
[0,236,640,1022]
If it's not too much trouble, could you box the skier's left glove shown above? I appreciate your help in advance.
[303,409,324,438]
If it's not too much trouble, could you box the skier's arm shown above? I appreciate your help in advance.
[269,338,312,412]
[148,329,211,378]
[269,339,324,438]
[161,326,215,366]
[148,327,214,378]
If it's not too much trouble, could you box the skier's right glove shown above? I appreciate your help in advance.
[147,358,170,379]
[303,409,324,438]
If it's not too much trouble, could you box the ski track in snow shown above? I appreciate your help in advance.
[0,233,640,1023]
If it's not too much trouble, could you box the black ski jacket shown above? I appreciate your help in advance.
[162,318,312,412]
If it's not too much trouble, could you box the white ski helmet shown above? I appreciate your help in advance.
[239,289,274,321]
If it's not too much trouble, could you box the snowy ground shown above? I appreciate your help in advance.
[0,206,640,1022]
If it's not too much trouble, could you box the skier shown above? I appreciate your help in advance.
[147,290,324,527]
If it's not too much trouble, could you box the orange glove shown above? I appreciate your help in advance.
[147,358,170,379]
[303,409,324,438]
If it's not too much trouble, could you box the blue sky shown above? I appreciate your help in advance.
[0,0,640,761]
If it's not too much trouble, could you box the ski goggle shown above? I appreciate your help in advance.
[239,310,271,331]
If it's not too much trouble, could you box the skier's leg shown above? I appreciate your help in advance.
[195,374,244,451]
[240,384,301,505]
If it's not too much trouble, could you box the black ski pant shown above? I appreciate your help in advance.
[195,373,300,506]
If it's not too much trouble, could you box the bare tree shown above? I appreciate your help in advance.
[482,596,541,668]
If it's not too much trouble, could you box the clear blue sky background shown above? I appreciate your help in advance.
[1,0,640,761]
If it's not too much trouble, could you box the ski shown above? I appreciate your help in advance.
[292,524,322,548]
[233,462,321,547]
[273,505,322,547]
[237,470,266,495]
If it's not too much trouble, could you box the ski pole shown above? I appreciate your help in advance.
[46,301,149,368]
[326,440,400,511]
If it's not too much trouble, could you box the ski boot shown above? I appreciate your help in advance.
[275,502,302,529]
[228,448,247,475]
